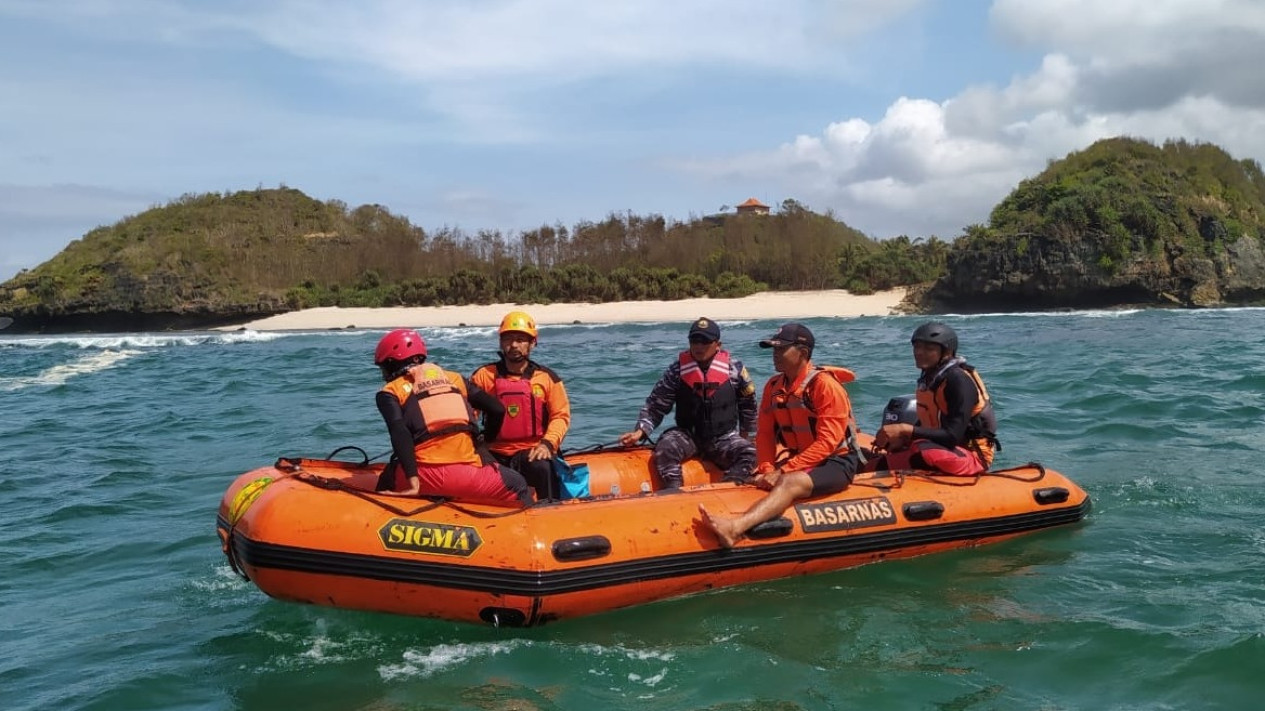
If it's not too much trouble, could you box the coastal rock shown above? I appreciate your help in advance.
[918,138,1265,312]
[923,233,1265,311]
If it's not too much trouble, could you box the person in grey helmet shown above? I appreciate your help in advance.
[867,321,999,476]
[617,317,758,488]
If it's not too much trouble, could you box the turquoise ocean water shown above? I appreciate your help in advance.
[2,309,1263,710]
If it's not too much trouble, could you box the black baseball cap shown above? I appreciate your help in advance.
[688,317,721,342]
[759,322,815,349]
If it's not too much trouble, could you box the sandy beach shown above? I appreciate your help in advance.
[228,288,908,331]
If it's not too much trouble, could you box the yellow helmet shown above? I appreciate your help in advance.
[498,310,538,339]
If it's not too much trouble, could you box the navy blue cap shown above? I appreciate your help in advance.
[688,317,721,342]
[759,322,815,350]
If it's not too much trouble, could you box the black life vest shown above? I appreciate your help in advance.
[674,350,739,440]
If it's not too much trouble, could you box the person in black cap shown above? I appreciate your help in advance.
[617,317,758,488]
[699,322,861,547]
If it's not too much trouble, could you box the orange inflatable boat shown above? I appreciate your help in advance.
[216,444,1090,627]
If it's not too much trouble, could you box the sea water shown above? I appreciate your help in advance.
[2,310,1263,710]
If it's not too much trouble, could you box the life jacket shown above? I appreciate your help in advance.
[674,350,739,440]
[768,365,857,460]
[381,362,478,446]
[490,361,550,443]
[915,357,999,466]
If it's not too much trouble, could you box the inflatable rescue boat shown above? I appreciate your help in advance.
[216,443,1090,627]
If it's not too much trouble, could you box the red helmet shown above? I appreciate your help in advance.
[374,329,427,365]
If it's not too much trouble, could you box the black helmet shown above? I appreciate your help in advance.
[911,321,957,355]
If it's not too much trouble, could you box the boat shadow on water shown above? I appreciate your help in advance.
[206,532,1087,711]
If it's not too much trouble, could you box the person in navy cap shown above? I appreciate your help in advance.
[618,317,758,488]
[699,322,862,547]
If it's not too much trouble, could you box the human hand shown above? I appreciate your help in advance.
[618,430,645,447]
[752,466,782,490]
[527,443,552,462]
[875,423,913,452]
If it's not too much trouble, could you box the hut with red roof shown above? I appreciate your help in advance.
[735,197,770,216]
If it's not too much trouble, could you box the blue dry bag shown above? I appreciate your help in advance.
[552,457,590,499]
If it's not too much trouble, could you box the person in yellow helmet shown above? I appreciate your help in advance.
[470,311,573,499]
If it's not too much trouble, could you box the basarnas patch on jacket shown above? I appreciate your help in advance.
[507,404,521,417]
[794,497,896,532]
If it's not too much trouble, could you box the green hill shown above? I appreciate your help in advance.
[0,190,944,332]
[0,188,437,330]
[923,137,1265,310]
[9,137,1265,331]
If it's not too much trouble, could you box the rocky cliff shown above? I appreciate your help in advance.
[921,137,1265,311]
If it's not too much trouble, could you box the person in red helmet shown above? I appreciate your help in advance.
[373,328,533,505]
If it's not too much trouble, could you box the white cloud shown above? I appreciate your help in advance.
[992,0,1265,110]
[991,0,1265,59]
[1,0,930,146]
[681,0,1265,239]
[3,0,1263,276]
[241,1,823,80]
[819,0,932,39]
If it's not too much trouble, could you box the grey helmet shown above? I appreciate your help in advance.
[910,321,958,356]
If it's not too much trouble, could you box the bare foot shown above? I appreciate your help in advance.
[698,503,742,549]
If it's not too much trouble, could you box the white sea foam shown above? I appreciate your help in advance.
[420,325,498,341]
[930,308,1145,320]
[0,329,295,349]
[255,622,385,670]
[297,632,348,663]
[628,668,669,687]
[577,642,676,662]
[190,564,251,593]
[377,640,528,681]
[0,349,140,390]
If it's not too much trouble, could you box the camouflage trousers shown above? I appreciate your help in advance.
[652,428,756,488]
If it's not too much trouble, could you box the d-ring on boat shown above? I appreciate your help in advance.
[216,441,1090,627]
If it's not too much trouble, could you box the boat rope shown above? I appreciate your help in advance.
[223,465,306,581]
[981,461,1047,482]
[323,445,394,465]
[850,461,1047,490]
[285,465,530,519]
[561,438,656,455]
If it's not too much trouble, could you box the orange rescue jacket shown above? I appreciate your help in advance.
[382,363,481,466]
[915,362,998,466]
[759,365,857,472]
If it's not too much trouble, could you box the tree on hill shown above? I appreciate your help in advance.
[925,137,1265,310]
[0,187,942,331]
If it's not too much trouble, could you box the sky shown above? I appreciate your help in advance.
[3,0,1265,281]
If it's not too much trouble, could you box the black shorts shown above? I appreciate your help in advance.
[807,452,860,497]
